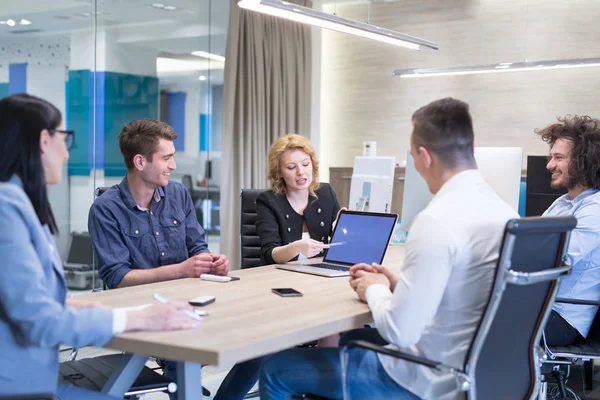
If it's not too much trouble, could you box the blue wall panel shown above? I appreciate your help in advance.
[165,92,186,151]
[0,83,8,100]
[103,72,159,177]
[8,63,27,94]
[66,70,159,177]
[66,70,92,176]
[199,113,212,152]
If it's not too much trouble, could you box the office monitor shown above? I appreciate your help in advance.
[348,156,396,213]
[399,147,523,232]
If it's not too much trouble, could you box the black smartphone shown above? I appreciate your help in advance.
[272,288,303,297]
[188,295,216,306]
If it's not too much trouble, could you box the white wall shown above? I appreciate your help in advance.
[318,0,600,181]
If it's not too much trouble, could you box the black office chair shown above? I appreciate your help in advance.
[181,174,204,227]
[342,216,577,400]
[541,300,600,398]
[240,189,265,269]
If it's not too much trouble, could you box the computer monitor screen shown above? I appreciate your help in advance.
[349,156,396,213]
[399,147,523,231]
[324,211,397,265]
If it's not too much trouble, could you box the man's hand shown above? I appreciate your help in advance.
[179,253,213,278]
[349,270,391,303]
[125,303,200,332]
[350,263,399,291]
[210,254,230,276]
[66,297,104,309]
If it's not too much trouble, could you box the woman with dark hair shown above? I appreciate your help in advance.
[0,94,200,399]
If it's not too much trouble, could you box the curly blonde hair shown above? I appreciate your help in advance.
[267,133,320,196]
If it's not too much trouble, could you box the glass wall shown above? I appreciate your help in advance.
[0,0,228,291]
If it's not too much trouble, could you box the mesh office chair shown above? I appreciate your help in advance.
[240,189,265,269]
[342,216,577,400]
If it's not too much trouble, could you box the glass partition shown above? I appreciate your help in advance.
[0,0,228,292]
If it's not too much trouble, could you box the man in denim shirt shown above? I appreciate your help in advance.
[536,115,600,346]
[89,120,262,400]
[89,119,229,288]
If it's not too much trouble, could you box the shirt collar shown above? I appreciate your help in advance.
[119,176,164,210]
[556,188,600,206]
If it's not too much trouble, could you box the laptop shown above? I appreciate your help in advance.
[276,210,398,277]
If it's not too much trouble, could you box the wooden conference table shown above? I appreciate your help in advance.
[80,245,406,399]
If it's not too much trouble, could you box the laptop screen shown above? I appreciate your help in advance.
[324,211,397,266]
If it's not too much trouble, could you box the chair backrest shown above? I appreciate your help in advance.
[464,216,576,400]
[95,187,110,197]
[240,189,264,269]
[181,174,193,192]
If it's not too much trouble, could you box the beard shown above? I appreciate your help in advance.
[549,170,575,190]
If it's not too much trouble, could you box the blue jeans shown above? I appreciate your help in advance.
[163,356,267,400]
[259,346,422,400]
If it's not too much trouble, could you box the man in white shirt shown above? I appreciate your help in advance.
[535,115,600,346]
[258,98,518,400]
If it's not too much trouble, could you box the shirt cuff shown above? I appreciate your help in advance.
[365,284,393,307]
[112,309,128,334]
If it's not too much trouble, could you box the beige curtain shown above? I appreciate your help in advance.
[220,0,313,269]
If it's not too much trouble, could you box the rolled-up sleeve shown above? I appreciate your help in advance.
[0,200,114,348]
[88,202,133,289]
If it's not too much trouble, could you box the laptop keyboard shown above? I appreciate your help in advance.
[305,262,350,271]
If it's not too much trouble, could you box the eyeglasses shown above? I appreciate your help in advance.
[49,129,75,151]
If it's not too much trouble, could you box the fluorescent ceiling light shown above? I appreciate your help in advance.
[157,57,224,74]
[198,75,207,81]
[19,19,31,25]
[238,0,438,51]
[191,51,226,62]
[6,19,16,27]
[394,57,600,78]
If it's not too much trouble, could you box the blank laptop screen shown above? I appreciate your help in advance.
[324,212,397,266]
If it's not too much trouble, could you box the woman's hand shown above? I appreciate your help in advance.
[294,239,330,258]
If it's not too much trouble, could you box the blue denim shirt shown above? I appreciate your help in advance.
[544,189,600,337]
[88,177,209,288]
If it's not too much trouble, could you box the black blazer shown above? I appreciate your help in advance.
[256,183,341,265]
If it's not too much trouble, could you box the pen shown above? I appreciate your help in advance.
[327,241,347,247]
[153,293,204,321]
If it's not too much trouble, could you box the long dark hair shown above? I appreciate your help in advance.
[0,94,62,234]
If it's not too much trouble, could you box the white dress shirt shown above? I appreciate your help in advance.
[366,170,518,399]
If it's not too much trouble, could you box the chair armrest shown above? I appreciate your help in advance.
[345,340,441,370]
[555,297,600,306]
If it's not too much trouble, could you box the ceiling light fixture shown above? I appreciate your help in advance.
[163,5,176,11]
[19,19,31,25]
[190,51,226,62]
[6,19,16,27]
[198,75,207,81]
[237,0,438,51]
[151,3,165,9]
[393,57,600,79]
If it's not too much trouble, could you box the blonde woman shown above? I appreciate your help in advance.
[256,134,341,265]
